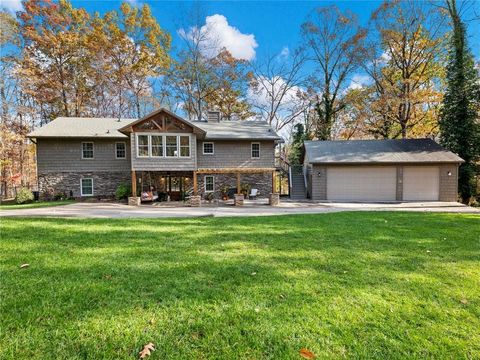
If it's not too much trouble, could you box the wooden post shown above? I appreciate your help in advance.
[131,170,137,196]
[193,171,198,195]
[272,170,276,193]
[237,172,241,194]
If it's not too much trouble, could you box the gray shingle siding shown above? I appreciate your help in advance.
[197,140,275,169]
[36,138,130,173]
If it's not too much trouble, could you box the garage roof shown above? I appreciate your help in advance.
[304,139,464,164]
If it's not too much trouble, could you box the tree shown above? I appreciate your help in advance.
[287,123,308,164]
[92,3,171,118]
[204,49,254,120]
[439,0,480,203]
[302,6,367,140]
[364,1,445,139]
[249,49,309,131]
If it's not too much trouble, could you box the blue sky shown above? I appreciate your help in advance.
[4,0,478,62]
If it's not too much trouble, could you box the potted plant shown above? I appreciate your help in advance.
[240,183,250,197]
[220,185,230,200]
[205,192,214,203]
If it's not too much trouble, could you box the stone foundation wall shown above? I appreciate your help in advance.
[197,172,272,199]
[38,171,130,199]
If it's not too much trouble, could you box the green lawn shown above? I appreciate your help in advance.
[0,200,75,210]
[1,213,479,359]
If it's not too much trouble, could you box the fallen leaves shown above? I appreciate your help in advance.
[20,263,29,269]
[460,298,468,305]
[139,343,155,359]
[299,348,316,359]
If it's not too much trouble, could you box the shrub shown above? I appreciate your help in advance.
[115,183,131,200]
[53,192,66,201]
[16,188,34,204]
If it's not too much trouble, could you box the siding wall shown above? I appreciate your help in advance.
[439,164,459,201]
[310,165,327,201]
[36,138,130,173]
[197,140,275,169]
[130,133,197,171]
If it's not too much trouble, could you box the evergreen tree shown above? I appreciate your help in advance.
[288,123,307,165]
[439,0,480,203]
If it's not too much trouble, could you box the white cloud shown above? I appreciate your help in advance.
[279,47,290,59]
[347,74,372,90]
[181,14,258,61]
[1,0,23,12]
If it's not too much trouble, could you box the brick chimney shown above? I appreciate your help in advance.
[207,111,221,123]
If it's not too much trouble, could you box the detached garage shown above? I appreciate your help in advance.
[304,139,463,202]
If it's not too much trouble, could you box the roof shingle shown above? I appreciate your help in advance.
[304,139,464,164]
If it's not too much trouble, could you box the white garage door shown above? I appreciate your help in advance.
[327,166,397,201]
[403,166,439,201]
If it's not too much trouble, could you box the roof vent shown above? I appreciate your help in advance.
[207,111,221,123]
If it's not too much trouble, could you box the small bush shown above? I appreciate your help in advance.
[115,183,131,200]
[16,188,34,204]
[53,192,66,201]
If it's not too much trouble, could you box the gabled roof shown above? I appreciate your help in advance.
[193,120,282,140]
[28,117,134,139]
[118,108,206,135]
[27,108,282,141]
[304,139,464,164]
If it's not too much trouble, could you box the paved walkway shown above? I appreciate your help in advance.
[1,200,478,218]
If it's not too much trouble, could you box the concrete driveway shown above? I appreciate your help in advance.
[0,200,478,218]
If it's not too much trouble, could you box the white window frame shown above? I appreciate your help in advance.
[204,175,214,193]
[203,142,214,155]
[251,142,260,159]
[81,142,94,159]
[150,135,164,158]
[80,178,94,196]
[179,135,190,158]
[136,134,150,158]
[135,133,191,159]
[115,142,126,159]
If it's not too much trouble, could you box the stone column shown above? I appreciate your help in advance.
[234,193,244,206]
[190,195,201,207]
[269,193,280,206]
[128,197,141,206]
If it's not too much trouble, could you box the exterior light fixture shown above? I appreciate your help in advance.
[318,172,322,177]
[447,171,452,176]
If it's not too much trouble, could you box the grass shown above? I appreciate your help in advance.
[0,200,75,210]
[1,212,479,359]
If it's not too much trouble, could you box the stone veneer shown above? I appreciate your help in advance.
[197,172,272,199]
[38,171,131,199]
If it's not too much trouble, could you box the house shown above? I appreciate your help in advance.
[301,139,463,202]
[28,108,283,204]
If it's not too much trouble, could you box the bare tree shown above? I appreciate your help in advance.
[302,6,367,140]
[248,49,309,131]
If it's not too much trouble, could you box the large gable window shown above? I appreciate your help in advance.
[151,135,163,157]
[166,136,178,157]
[82,142,94,159]
[180,136,190,157]
[137,135,149,157]
[135,134,191,158]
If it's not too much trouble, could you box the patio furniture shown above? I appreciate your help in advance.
[249,188,259,200]
[141,191,159,202]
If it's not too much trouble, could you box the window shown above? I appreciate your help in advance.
[166,136,177,157]
[151,135,163,157]
[251,142,260,158]
[205,175,214,192]
[80,178,93,196]
[115,142,126,159]
[203,142,214,155]
[82,142,94,159]
[179,136,190,157]
[137,135,149,157]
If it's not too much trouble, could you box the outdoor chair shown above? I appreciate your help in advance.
[249,188,259,200]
